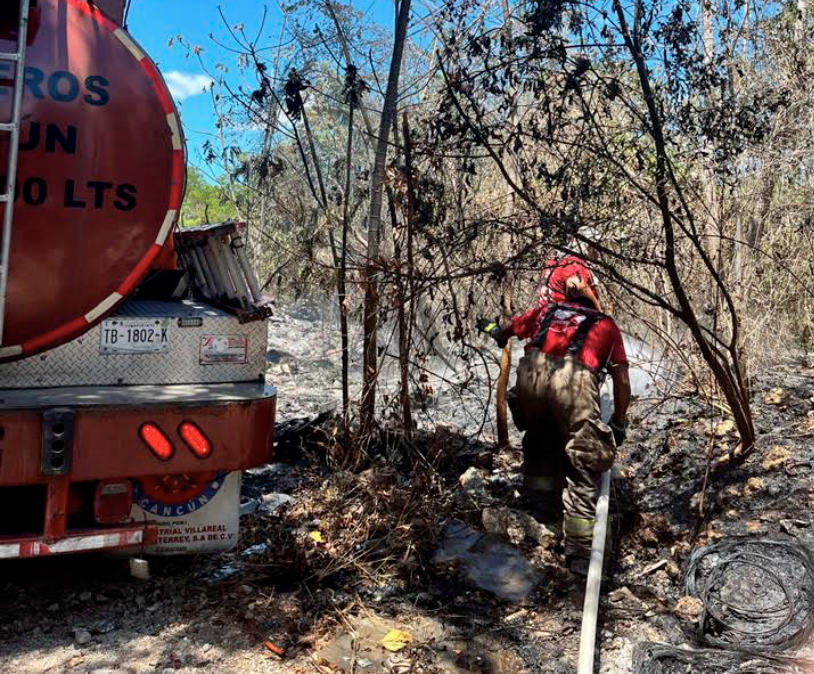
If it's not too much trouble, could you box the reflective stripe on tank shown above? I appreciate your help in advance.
[4,0,185,361]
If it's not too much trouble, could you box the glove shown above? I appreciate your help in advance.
[609,418,627,447]
[476,317,500,338]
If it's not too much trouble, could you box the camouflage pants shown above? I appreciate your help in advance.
[508,350,615,557]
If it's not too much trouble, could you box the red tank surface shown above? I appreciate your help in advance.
[0,0,185,362]
[92,0,126,24]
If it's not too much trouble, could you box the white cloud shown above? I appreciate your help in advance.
[165,71,213,102]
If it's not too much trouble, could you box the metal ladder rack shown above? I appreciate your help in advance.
[0,0,31,346]
[175,221,273,323]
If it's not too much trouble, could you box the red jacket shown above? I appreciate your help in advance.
[508,301,627,372]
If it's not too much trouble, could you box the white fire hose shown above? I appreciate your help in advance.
[577,468,611,674]
[577,388,614,673]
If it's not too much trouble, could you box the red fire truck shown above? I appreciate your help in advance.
[0,0,276,558]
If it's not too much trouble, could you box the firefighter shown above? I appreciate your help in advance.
[478,295,630,573]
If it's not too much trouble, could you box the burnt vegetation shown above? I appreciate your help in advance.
[176,0,814,530]
[8,2,814,673]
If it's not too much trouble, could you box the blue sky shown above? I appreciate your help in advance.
[127,0,393,169]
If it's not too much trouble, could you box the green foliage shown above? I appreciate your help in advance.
[180,166,239,227]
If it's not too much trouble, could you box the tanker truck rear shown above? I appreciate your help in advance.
[0,0,276,558]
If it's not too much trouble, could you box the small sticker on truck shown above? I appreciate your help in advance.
[100,318,170,354]
[200,335,248,364]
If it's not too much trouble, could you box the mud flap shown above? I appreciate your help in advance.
[130,471,241,555]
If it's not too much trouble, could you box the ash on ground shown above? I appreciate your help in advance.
[3,302,814,674]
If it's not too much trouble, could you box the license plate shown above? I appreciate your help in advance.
[100,318,170,354]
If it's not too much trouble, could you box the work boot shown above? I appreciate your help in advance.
[523,501,563,528]
[522,477,563,526]
[517,489,563,549]
[567,554,591,577]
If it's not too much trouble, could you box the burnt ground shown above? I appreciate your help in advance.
[3,304,814,674]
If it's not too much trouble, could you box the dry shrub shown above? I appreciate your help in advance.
[239,453,455,592]
[287,467,451,586]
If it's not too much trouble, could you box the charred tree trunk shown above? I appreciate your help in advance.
[396,113,419,436]
[338,104,354,435]
[360,0,412,436]
[615,0,755,453]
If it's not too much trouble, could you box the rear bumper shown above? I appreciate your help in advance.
[0,382,276,484]
[0,522,158,559]
[0,382,275,549]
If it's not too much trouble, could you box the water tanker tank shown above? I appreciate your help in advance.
[0,0,185,362]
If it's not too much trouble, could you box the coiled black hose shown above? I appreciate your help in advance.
[684,538,814,651]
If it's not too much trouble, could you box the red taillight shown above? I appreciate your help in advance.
[178,421,212,459]
[139,423,174,461]
[94,480,133,524]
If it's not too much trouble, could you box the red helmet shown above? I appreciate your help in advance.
[538,255,598,305]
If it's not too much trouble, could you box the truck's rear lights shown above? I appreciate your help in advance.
[139,423,174,461]
[42,408,74,476]
[94,480,133,524]
[179,421,212,459]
